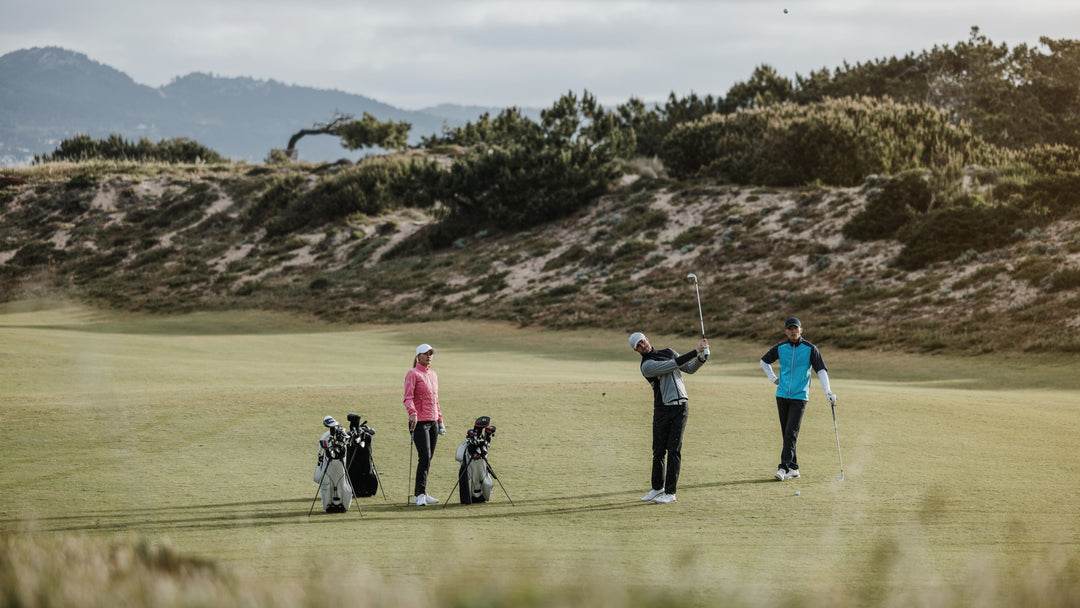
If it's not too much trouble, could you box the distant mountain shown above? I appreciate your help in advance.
[0,47,533,166]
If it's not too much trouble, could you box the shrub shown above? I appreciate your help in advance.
[37,134,225,164]
[1017,144,1080,175]
[1017,172,1080,219]
[843,170,932,240]
[267,157,442,237]
[241,173,308,230]
[543,244,588,271]
[615,239,654,261]
[65,171,101,190]
[131,183,216,230]
[1047,267,1080,291]
[894,204,1027,270]
[672,225,712,249]
[612,205,669,238]
[432,91,631,231]
[10,242,62,266]
[661,96,1001,187]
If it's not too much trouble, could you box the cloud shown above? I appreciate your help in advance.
[3,0,1080,109]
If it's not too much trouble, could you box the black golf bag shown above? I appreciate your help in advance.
[454,416,497,504]
[345,414,379,497]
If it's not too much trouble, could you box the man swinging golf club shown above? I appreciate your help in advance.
[629,322,709,504]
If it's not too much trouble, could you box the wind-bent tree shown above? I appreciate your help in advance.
[282,112,412,159]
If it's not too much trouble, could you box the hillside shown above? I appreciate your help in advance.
[0,47,536,165]
[2,160,1079,355]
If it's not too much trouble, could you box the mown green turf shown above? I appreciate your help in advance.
[1,300,1078,606]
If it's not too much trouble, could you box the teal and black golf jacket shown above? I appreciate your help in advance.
[760,338,826,401]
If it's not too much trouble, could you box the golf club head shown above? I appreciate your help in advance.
[322,415,339,428]
[686,273,698,283]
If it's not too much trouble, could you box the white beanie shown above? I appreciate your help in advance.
[629,332,646,349]
[415,343,436,356]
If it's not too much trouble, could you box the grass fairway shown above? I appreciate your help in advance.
[2,301,1079,606]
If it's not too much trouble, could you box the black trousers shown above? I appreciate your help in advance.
[651,403,689,495]
[776,397,807,471]
[413,421,439,496]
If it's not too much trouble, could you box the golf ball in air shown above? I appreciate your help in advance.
[795,491,800,496]
[783,8,788,13]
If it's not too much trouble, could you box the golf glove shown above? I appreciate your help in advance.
[826,392,837,406]
[438,422,446,435]
[702,346,710,357]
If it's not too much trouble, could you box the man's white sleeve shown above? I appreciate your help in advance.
[760,360,777,383]
[817,369,832,394]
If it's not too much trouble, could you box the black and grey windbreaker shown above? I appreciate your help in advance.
[640,347,706,407]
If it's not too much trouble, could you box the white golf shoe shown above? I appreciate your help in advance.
[652,493,677,504]
[641,488,665,502]
[785,469,801,480]
[415,493,438,506]
[775,468,787,481]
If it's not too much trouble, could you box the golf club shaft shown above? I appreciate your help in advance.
[694,282,705,339]
[831,404,845,481]
[407,430,414,504]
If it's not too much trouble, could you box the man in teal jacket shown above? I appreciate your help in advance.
[760,317,837,481]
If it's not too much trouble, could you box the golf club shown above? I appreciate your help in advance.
[406,429,414,505]
[830,403,845,481]
[687,273,705,339]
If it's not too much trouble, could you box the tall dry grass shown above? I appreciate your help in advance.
[3,533,1079,608]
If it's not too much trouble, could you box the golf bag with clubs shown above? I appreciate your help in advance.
[313,416,353,513]
[454,416,497,504]
[345,413,380,497]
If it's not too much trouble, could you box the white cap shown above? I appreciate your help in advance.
[415,343,436,356]
[629,332,646,349]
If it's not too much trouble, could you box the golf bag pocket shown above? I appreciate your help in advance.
[346,437,379,497]
[458,458,493,504]
[318,457,353,513]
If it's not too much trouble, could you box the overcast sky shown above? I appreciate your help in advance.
[4,0,1079,110]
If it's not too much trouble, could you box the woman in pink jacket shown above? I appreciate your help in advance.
[404,343,445,506]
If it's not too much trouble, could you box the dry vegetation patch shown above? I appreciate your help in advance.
[3,164,1080,353]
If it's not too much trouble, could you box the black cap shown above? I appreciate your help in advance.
[785,317,801,329]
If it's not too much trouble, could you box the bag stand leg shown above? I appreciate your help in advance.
[344,453,363,516]
[308,463,329,516]
[441,461,470,507]
[484,457,515,506]
[369,453,388,502]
